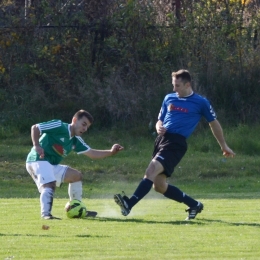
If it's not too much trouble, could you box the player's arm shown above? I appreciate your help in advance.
[31,124,45,158]
[156,120,167,136]
[83,144,124,159]
[209,119,235,158]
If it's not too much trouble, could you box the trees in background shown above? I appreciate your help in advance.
[0,0,260,131]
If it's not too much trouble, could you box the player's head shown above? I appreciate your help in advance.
[71,110,94,136]
[73,110,94,123]
[171,69,192,84]
[171,69,192,96]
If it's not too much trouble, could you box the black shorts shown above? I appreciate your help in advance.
[152,133,187,177]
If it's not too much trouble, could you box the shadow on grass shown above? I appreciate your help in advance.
[200,218,260,227]
[93,217,260,227]
[76,234,110,238]
[92,217,201,225]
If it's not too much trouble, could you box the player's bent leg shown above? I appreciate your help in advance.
[63,167,83,201]
[153,174,168,194]
[63,167,98,218]
[124,159,164,204]
[144,159,164,181]
[63,167,83,183]
[114,159,164,216]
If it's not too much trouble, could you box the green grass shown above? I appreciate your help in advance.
[1,196,260,259]
[1,126,260,259]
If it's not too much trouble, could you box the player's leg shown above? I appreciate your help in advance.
[41,181,57,219]
[154,175,203,220]
[153,173,168,193]
[153,174,199,206]
[61,166,83,201]
[153,140,204,219]
[60,166,97,217]
[114,159,164,216]
[114,135,165,216]
[26,161,58,219]
[128,159,164,207]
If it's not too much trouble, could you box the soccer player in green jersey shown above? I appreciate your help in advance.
[26,109,124,219]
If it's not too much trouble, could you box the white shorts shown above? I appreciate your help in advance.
[26,161,68,193]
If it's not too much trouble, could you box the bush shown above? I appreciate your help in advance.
[0,0,260,133]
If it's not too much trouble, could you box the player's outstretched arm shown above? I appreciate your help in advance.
[84,144,124,159]
[209,120,235,158]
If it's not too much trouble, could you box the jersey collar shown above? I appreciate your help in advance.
[68,124,73,139]
[184,91,194,97]
[177,91,194,99]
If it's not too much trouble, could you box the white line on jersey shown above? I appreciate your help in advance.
[156,155,165,160]
[40,120,62,130]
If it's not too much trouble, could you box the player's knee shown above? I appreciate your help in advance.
[145,167,155,180]
[43,181,56,190]
[64,170,83,183]
[153,183,164,194]
[74,171,83,182]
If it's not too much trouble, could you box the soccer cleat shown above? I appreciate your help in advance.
[85,211,98,218]
[42,215,62,220]
[185,202,204,220]
[114,192,131,216]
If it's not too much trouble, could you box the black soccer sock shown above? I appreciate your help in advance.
[128,178,153,209]
[164,184,198,207]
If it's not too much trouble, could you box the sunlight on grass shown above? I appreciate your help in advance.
[1,127,260,258]
[1,198,260,259]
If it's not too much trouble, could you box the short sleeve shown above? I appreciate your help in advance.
[201,99,217,122]
[73,136,91,154]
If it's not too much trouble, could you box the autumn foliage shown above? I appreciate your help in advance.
[0,0,260,131]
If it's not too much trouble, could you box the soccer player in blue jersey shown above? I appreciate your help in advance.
[26,109,124,219]
[114,69,235,220]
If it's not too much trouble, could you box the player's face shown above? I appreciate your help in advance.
[172,77,190,97]
[72,116,91,136]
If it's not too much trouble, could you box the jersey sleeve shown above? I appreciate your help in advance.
[37,120,63,135]
[73,136,91,154]
[201,99,217,122]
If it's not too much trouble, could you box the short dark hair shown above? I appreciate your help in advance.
[73,110,94,123]
[171,69,192,84]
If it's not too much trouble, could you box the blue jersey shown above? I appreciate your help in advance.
[158,92,216,138]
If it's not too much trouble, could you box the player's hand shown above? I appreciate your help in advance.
[111,144,124,154]
[34,145,45,158]
[157,126,167,136]
[222,146,235,158]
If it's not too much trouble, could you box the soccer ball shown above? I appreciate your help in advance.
[65,199,87,219]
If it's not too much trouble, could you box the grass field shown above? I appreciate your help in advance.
[1,194,260,259]
[1,126,260,259]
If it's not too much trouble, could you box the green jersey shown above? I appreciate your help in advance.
[26,119,91,165]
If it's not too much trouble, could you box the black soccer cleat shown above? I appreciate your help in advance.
[85,211,98,218]
[185,202,204,220]
[42,214,62,220]
[114,192,131,216]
